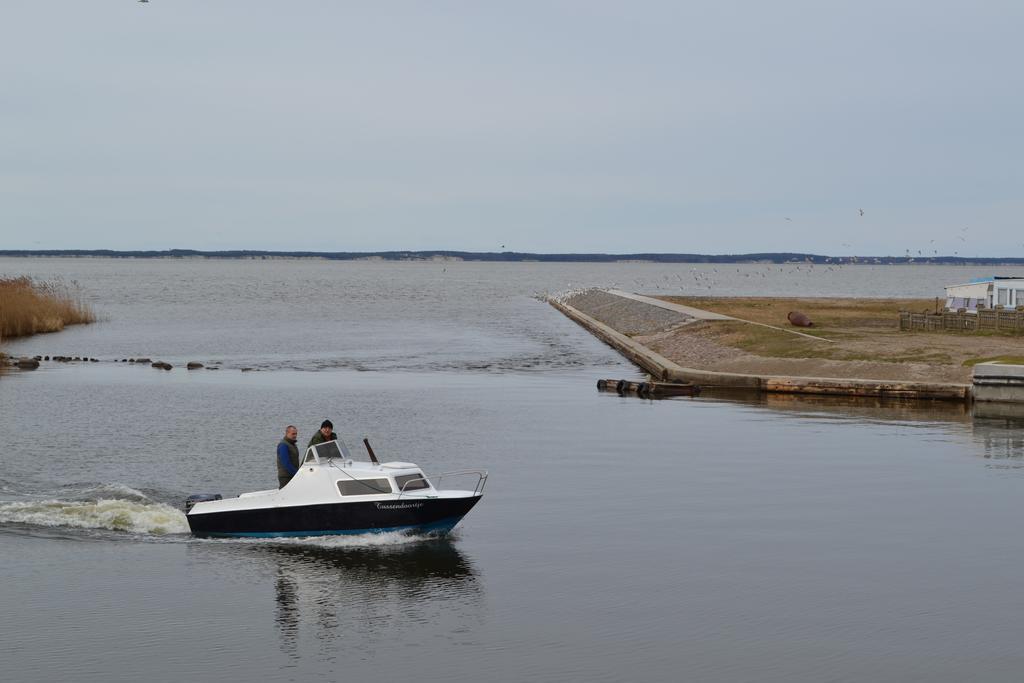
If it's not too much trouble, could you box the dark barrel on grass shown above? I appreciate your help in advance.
[788,311,813,327]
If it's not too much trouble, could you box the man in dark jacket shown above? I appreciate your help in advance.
[277,425,300,488]
[308,419,338,449]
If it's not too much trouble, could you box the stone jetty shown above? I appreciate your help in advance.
[552,289,972,401]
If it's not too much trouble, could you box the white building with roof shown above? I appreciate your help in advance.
[945,276,1024,311]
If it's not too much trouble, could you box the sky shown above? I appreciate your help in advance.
[1,1,1021,255]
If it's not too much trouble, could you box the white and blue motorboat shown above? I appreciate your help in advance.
[185,439,487,538]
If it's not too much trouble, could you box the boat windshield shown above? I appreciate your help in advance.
[308,439,352,463]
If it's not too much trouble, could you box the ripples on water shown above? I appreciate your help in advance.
[4,259,1024,682]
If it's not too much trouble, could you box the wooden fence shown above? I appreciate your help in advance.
[900,309,1024,333]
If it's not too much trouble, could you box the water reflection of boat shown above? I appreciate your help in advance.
[266,539,479,584]
[185,439,487,538]
[265,541,484,652]
[186,536,484,656]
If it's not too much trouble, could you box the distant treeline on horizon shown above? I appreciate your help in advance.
[2,249,1023,265]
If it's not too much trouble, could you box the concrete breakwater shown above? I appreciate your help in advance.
[552,290,972,401]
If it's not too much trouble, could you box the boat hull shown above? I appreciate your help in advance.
[187,495,481,538]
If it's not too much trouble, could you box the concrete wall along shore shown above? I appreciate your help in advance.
[973,363,1024,403]
[553,289,972,402]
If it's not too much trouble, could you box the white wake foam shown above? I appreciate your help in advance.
[72,483,152,501]
[206,529,455,549]
[0,498,189,535]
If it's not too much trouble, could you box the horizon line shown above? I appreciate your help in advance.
[0,249,1022,265]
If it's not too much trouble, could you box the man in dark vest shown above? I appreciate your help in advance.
[277,425,300,488]
[308,419,338,449]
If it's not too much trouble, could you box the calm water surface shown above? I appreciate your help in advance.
[3,259,1024,682]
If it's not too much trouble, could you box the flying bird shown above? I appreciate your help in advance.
[858,208,864,217]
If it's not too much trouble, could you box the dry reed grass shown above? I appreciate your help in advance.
[0,276,95,340]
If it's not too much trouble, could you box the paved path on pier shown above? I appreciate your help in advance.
[605,289,733,320]
[604,289,832,342]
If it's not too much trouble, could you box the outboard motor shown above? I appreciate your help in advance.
[185,493,222,512]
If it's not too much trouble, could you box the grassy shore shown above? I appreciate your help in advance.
[663,296,934,329]
[0,277,95,341]
[652,296,1024,383]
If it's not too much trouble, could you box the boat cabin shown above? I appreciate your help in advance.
[303,440,434,496]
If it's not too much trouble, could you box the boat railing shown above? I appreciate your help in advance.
[398,469,488,498]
